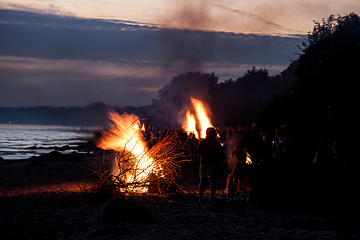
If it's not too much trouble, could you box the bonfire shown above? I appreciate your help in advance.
[96,111,185,194]
[183,97,214,139]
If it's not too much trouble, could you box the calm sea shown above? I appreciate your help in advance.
[0,124,98,160]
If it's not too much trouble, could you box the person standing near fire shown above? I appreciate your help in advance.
[225,134,247,198]
[197,127,224,202]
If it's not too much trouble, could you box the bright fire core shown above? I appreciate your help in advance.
[96,111,158,192]
[183,97,214,139]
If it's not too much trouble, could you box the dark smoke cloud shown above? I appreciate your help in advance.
[159,29,216,72]
[158,0,217,73]
[147,1,218,129]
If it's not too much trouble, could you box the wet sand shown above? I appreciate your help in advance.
[1,155,359,240]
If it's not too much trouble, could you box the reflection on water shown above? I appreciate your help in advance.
[0,124,98,160]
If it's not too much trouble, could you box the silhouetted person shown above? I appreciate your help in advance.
[225,145,247,198]
[182,133,198,159]
[197,127,224,201]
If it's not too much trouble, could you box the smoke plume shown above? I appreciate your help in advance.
[146,0,218,130]
[159,0,217,73]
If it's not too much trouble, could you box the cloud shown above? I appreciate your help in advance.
[218,0,360,34]
[0,9,304,63]
[0,56,171,82]
[211,4,306,34]
[0,9,305,107]
[0,55,289,108]
[0,55,174,107]
[0,1,76,16]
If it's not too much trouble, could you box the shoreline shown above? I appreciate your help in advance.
[0,123,97,161]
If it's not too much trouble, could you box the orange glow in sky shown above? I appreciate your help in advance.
[1,0,359,35]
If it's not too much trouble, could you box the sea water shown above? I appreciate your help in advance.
[0,124,98,160]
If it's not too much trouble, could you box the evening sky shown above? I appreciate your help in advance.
[0,0,358,107]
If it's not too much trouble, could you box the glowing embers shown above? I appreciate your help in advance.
[183,97,214,139]
[96,111,180,193]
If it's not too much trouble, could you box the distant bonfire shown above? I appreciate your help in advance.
[183,97,214,139]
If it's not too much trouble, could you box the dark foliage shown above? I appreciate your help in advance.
[210,67,285,126]
[252,13,360,212]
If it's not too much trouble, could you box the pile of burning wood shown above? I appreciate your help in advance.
[96,111,188,194]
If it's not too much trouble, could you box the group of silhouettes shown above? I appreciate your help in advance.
[196,127,249,202]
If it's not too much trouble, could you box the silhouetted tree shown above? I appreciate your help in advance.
[254,13,360,211]
[295,13,360,207]
[211,67,283,126]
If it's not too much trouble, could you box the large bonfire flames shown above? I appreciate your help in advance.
[96,111,158,192]
[183,97,214,139]
[96,111,182,193]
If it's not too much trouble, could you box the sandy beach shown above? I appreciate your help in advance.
[1,152,359,240]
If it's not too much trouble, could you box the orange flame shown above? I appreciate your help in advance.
[141,123,145,132]
[184,97,214,139]
[183,110,199,139]
[191,98,213,139]
[96,111,157,192]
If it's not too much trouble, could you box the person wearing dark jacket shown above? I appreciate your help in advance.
[197,127,224,201]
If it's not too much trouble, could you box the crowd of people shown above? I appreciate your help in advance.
[142,125,290,202]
